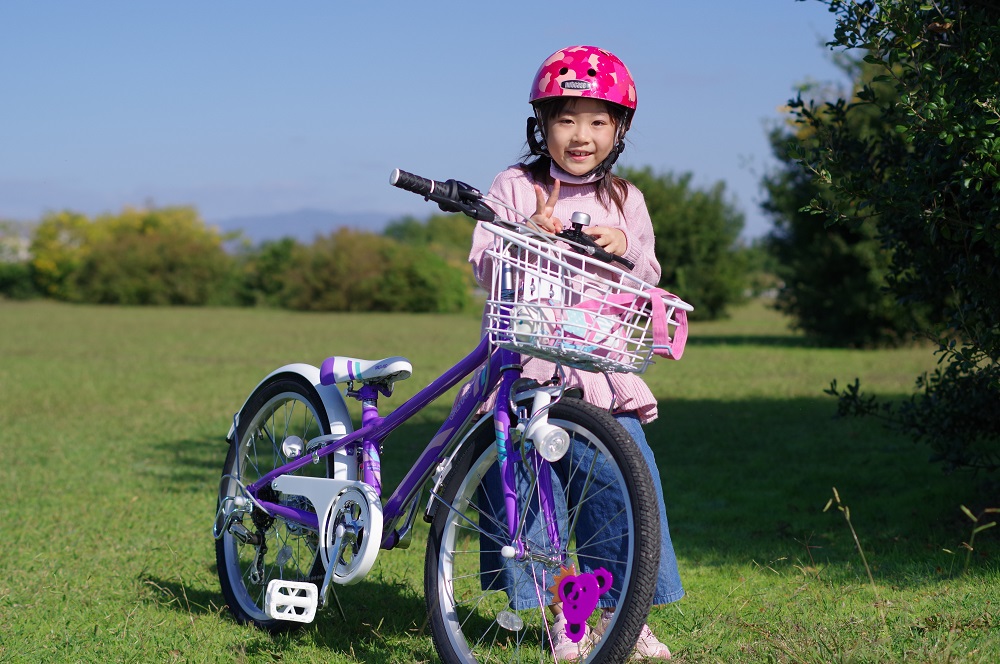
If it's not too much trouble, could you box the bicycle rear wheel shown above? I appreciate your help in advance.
[215,374,333,631]
[425,397,660,663]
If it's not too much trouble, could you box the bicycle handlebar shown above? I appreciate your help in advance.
[390,168,633,270]
[554,226,635,271]
[389,168,497,222]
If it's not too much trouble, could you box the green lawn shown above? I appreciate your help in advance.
[0,300,995,663]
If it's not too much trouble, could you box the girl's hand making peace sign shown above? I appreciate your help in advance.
[530,180,563,233]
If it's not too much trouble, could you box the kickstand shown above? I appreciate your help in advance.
[319,551,347,622]
[327,585,347,622]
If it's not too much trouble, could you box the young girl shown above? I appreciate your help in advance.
[469,45,682,660]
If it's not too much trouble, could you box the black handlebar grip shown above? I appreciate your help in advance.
[390,168,446,198]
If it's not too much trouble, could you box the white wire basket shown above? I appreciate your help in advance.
[483,222,691,374]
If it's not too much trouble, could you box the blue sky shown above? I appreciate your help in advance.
[0,1,849,239]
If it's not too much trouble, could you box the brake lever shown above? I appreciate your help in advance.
[428,180,499,222]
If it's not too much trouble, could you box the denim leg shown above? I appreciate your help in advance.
[479,457,570,610]
[612,413,685,606]
[478,413,684,609]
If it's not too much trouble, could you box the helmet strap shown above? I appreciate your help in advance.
[526,116,547,156]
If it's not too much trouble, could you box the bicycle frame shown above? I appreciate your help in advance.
[241,321,557,557]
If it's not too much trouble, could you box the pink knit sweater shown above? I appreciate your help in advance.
[466,165,662,424]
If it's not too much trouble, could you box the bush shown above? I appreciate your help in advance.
[621,167,747,319]
[234,237,299,307]
[384,212,479,294]
[29,207,232,305]
[72,207,232,305]
[280,228,468,313]
[29,211,91,301]
[0,261,37,300]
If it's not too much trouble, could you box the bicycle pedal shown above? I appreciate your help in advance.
[264,580,318,623]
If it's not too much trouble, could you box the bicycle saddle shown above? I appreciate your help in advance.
[320,356,413,386]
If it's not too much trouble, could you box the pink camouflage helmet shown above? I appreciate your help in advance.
[529,45,637,113]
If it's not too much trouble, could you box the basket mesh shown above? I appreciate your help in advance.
[484,223,676,374]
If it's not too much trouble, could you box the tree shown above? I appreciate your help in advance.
[763,61,930,347]
[792,0,1000,473]
[621,167,747,320]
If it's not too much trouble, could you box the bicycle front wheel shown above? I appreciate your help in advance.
[215,374,333,632]
[425,397,660,663]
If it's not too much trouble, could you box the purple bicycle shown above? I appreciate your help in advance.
[213,169,693,663]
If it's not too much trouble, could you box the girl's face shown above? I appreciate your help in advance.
[544,98,617,177]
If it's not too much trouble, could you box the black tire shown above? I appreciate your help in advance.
[425,397,660,663]
[215,374,334,631]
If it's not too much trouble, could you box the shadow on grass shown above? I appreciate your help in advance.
[645,396,997,583]
[141,435,228,493]
[687,335,812,348]
[141,572,227,617]
[144,569,436,663]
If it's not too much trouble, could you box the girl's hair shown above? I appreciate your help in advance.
[521,97,631,216]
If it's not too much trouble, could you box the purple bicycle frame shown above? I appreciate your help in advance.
[243,334,557,552]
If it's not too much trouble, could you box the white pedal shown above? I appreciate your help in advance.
[264,580,318,623]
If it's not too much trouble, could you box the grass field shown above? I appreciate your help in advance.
[0,299,996,663]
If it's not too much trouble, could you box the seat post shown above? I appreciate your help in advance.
[352,383,383,495]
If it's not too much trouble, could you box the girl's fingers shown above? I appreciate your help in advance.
[531,181,563,233]
[547,180,561,209]
[533,184,548,215]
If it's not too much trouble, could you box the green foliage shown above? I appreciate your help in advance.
[22,208,475,313]
[621,167,747,320]
[384,212,475,253]
[29,207,233,305]
[0,221,37,299]
[795,0,1000,473]
[281,228,468,313]
[234,237,300,306]
[0,261,37,299]
[72,207,233,305]
[763,103,929,347]
[384,212,478,292]
[29,210,92,300]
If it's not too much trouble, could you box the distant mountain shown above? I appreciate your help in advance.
[211,208,397,244]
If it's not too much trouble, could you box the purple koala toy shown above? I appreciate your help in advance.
[556,566,613,643]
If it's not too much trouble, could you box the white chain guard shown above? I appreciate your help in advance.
[270,476,383,586]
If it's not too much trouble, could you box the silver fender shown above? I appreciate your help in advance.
[226,363,356,478]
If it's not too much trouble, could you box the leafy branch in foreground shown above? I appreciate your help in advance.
[827,362,1000,473]
[799,0,1000,474]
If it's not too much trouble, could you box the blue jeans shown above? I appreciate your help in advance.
[479,412,684,610]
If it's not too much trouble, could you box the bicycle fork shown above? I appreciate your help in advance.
[493,368,570,567]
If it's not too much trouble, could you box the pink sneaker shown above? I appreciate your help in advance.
[595,610,672,660]
[550,614,593,662]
